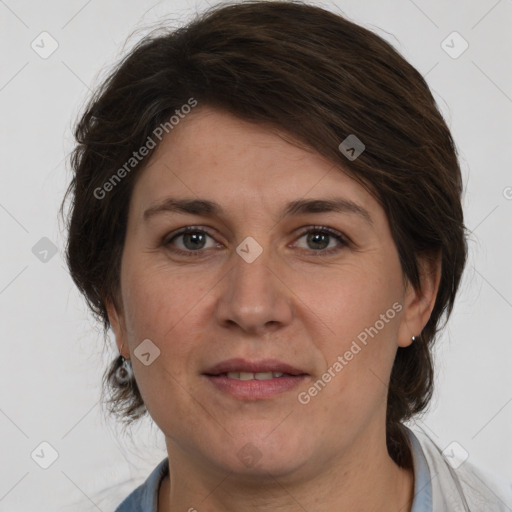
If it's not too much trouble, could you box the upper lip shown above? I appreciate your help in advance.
[203,358,307,376]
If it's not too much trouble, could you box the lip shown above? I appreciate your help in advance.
[203,358,308,400]
[203,358,307,376]
[204,374,307,400]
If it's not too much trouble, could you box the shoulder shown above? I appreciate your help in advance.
[114,457,169,512]
[407,427,512,511]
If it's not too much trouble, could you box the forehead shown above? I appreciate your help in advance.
[129,106,378,222]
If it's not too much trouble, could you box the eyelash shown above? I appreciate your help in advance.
[163,225,350,257]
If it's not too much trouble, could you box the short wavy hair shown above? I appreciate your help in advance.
[61,0,468,469]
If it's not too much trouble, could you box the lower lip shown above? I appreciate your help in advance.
[204,374,307,400]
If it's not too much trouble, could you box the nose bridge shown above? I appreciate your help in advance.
[215,238,292,333]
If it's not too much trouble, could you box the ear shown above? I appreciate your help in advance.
[106,298,129,358]
[397,251,441,348]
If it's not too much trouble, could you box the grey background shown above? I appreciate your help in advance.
[0,0,511,510]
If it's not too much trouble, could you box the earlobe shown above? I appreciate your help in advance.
[397,252,441,348]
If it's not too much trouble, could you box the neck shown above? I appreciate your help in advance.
[158,426,414,512]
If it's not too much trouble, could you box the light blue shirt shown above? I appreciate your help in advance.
[114,428,433,511]
[407,427,433,511]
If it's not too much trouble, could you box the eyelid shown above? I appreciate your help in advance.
[292,225,350,253]
[163,226,221,253]
[294,225,349,242]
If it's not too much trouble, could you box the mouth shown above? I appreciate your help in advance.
[203,358,309,400]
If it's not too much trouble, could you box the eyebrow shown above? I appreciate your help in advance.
[143,197,373,226]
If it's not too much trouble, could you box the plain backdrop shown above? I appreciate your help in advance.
[0,0,511,510]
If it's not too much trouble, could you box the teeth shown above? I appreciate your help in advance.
[226,371,286,380]
[255,372,273,380]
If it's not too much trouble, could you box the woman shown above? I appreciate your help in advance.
[61,1,512,510]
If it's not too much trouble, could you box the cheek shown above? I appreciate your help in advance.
[296,262,403,406]
[119,266,208,423]
[122,262,198,338]
[121,263,216,386]
[296,261,402,347]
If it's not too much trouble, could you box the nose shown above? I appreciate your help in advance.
[214,243,294,336]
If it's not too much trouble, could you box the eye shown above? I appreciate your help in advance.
[163,225,349,257]
[164,227,219,256]
[293,226,349,255]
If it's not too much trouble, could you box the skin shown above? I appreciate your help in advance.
[107,105,441,511]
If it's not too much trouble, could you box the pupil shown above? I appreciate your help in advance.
[308,232,328,250]
[184,232,205,250]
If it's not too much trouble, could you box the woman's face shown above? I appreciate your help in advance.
[108,105,436,479]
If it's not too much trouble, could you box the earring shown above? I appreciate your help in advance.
[115,344,133,384]
[411,335,417,342]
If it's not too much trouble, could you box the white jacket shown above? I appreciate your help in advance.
[408,426,512,511]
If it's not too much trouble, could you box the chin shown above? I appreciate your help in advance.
[221,450,308,482]
[211,425,314,478]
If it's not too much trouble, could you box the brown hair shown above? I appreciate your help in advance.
[60,0,467,469]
